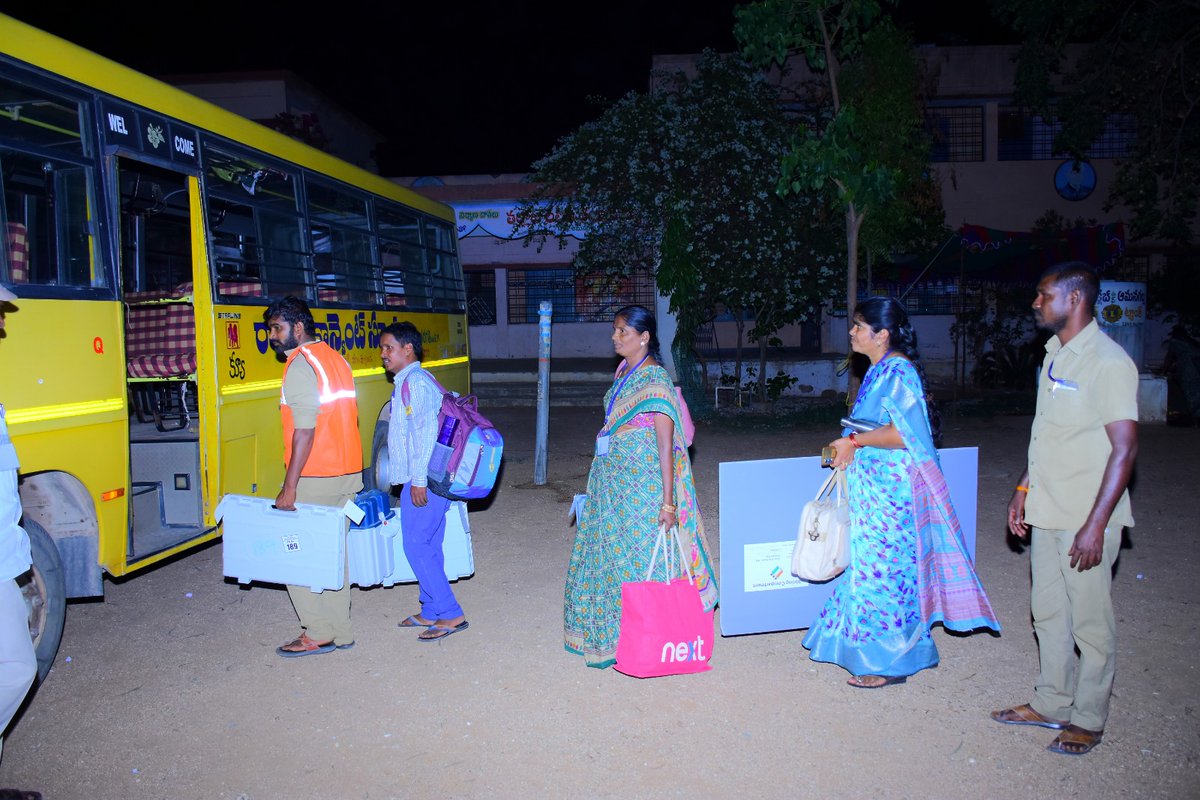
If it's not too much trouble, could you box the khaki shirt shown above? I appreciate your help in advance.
[282,346,319,429]
[1026,319,1137,531]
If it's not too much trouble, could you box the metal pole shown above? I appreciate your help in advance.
[533,300,552,485]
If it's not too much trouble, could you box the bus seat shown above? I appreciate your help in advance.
[217,279,264,298]
[124,289,196,379]
[5,222,28,283]
[317,286,347,303]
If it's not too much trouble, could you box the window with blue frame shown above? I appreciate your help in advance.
[505,267,655,323]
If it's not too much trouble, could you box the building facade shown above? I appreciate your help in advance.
[165,70,384,174]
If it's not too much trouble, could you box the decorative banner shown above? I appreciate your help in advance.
[1095,281,1146,327]
[451,201,588,241]
[718,448,979,637]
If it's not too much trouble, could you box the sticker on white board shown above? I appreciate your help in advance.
[743,541,805,592]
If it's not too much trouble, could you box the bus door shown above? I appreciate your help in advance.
[115,156,215,561]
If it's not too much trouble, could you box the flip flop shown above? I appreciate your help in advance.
[398,615,435,628]
[846,675,907,689]
[1046,724,1103,756]
[276,633,336,658]
[418,620,469,642]
[990,703,1067,730]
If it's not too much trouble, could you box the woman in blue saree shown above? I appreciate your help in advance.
[803,297,1000,688]
[564,305,718,668]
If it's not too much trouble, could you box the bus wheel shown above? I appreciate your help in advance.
[19,520,66,683]
[365,421,390,495]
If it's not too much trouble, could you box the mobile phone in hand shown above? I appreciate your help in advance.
[821,446,836,466]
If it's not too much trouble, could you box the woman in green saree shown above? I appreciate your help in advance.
[564,305,718,668]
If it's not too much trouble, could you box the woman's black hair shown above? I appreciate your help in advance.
[854,296,943,445]
[614,304,664,364]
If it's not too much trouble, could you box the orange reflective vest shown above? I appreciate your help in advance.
[280,340,363,478]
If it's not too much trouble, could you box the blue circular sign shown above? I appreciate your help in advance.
[1055,160,1097,201]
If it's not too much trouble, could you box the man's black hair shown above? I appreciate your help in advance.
[264,296,317,337]
[381,321,423,361]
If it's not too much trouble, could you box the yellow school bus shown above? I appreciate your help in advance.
[0,14,469,679]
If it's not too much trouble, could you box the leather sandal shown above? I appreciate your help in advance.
[846,675,907,689]
[276,632,336,658]
[1046,724,1103,756]
[990,703,1068,730]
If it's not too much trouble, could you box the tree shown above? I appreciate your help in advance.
[510,51,839,403]
[995,0,1200,245]
[267,111,332,152]
[734,0,942,391]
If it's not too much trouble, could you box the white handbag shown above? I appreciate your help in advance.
[791,468,850,582]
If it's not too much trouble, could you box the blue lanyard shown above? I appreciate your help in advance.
[605,354,649,422]
[1047,356,1079,392]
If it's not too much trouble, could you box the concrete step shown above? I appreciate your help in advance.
[469,357,615,407]
[470,379,610,408]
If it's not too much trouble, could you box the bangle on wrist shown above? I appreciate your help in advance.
[661,503,676,513]
[1015,485,1029,493]
[849,432,863,449]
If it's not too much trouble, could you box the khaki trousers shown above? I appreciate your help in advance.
[285,473,362,646]
[1029,525,1121,732]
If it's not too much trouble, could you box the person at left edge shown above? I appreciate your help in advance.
[0,284,38,780]
[265,297,363,657]
[379,322,468,642]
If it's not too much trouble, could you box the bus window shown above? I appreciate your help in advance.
[0,72,86,156]
[423,218,464,313]
[204,146,305,300]
[1,150,104,290]
[0,73,103,291]
[306,178,378,306]
[118,161,191,294]
[376,201,428,309]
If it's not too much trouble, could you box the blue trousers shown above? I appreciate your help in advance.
[400,488,463,620]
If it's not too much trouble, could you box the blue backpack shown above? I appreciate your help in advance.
[401,372,503,501]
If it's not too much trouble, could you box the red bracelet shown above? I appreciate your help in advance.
[849,432,863,449]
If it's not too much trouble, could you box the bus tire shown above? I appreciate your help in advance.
[364,420,390,495]
[20,519,66,683]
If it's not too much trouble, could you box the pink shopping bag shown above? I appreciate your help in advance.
[614,527,714,678]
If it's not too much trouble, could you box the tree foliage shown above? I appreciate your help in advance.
[510,51,840,400]
[267,111,332,152]
[995,0,1200,244]
[734,0,943,389]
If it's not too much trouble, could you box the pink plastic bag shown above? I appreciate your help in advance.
[614,577,714,678]
[614,526,714,678]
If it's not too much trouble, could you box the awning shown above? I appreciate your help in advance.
[890,221,1126,284]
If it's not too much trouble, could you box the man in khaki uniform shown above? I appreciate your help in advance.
[264,297,363,657]
[991,262,1138,756]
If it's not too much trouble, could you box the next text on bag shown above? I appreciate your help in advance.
[661,635,708,664]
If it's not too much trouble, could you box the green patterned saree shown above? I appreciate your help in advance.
[564,364,718,668]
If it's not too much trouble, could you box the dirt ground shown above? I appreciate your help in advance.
[0,402,1197,800]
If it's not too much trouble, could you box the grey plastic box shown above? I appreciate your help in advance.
[347,511,398,586]
[216,494,353,593]
[382,500,474,586]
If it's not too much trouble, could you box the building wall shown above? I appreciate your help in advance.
[411,46,1169,389]
[167,71,384,173]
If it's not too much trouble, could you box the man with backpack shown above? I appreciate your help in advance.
[380,322,468,641]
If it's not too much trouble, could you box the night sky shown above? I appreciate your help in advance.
[1,1,1011,175]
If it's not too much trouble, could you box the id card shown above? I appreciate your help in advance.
[595,434,610,457]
